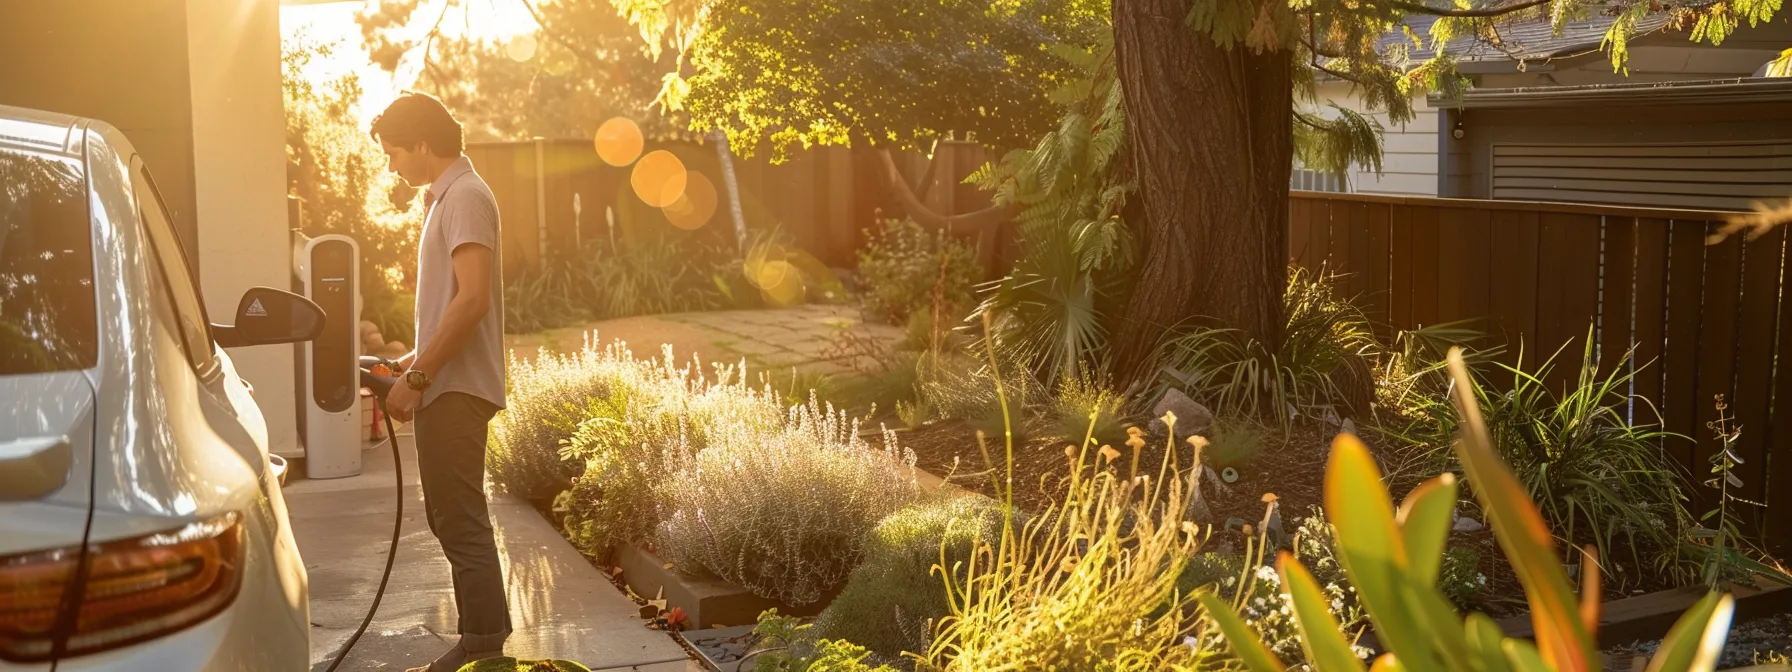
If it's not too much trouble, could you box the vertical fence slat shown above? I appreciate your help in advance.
[1692,228,1744,516]
[1489,209,1541,366]
[1290,197,1313,269]
[1328,200,1353,280]
[1346,202,1372,300]
[1534,212,1603,393]
[1437,206,1492,327]
[1631,218,1671,421]
[1731,227,1783,534]
[1411,206,1441,329]
[1662,221,1710,474]
[1599,216,1637,381]
[1390,205,1414,333]
[1768,229,1792,552]
[1364,203,1393,341]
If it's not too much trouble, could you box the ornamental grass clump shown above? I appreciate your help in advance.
[922,317,1213,671]
[1157,267,1377,428]
[656,398,921,606]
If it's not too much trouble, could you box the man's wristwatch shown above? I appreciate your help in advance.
[403,369,433,392]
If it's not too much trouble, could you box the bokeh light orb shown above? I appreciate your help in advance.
[630,150,688,208]
[594,117,644,167]
[758,262,807,307]
[662,172,718,230]
[505,34,538,62]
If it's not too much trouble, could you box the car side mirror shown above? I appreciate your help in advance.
[212,287,325,349]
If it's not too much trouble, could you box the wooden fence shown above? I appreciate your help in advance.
[464,138,996,280]
[1290,191,1789,546]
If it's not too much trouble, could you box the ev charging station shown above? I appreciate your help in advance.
[293,233,363,479]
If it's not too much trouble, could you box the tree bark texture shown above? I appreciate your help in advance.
[1110,0,1293,386]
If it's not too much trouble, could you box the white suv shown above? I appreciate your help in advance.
[0,105,316,670]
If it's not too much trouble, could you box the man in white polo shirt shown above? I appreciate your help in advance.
[370,91,509,672]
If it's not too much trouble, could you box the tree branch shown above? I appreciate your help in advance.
[1380,0,1553,18]
[877,149,1017,236]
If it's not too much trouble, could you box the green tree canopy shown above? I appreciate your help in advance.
[677,0,1108,158]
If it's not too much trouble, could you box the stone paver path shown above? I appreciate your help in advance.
[503,304,904,376]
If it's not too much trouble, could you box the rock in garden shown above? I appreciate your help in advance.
[1150,389,1213,437]
[1452,515,1485,532]
[1339,418,1358,436]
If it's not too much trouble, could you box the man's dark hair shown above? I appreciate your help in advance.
[370,91,464,158]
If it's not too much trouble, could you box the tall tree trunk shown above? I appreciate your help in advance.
[1110,0,1293,387]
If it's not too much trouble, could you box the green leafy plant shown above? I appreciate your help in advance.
[747,610,900,672]
[1044,374,1128,448]
[1157,267,1377,428]
[810,495,1011,662]
[656,400,921,606]
[1202,347,1737,672]
[1182,508,1371,666]
[1438,546,1486,611]
[971,31,1134,387]
[856,218,979,326]
[1681,395,1792,591]
[1392,330,1690,577]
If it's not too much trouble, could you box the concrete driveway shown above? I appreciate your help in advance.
[284,432,697,672]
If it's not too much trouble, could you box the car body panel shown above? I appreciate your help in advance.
[0,106,309,670]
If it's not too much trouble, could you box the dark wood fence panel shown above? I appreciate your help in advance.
[1290,191,1789,551]
[1733,229,1784,533]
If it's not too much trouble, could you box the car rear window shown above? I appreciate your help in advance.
[0,146,97,373]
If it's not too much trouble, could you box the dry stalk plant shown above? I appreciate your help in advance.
[1708,196,1792,244]
[919,315,1214,671]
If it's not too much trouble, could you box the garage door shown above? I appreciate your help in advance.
[1491,141,1792,211]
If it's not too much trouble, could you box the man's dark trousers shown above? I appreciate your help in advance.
[413,391,510,651]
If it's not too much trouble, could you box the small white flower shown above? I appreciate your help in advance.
[1224,577,1237,587]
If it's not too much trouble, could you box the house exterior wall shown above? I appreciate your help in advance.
[186,0,299,457]
[0,0,299,457]
[0,0,201,254]
[1452,101,1792,210]
[1312,81,1441,197]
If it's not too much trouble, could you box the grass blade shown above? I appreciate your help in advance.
[1396,473,1459,586]
[1464,613,1514,672]
[1502,639,1552,672]
[1325,433,1439,670]
[1278,553,1367,672]
[1368,654,1405,672]
[1446,348,1597,671]
[1644,592,1734,672]
[1198,592,1287,672]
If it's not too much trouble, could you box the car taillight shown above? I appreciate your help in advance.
[0,511,244,662]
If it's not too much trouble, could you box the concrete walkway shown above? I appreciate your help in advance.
[286,433,696,672]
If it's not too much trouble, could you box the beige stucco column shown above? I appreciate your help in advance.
[187,0,301,457]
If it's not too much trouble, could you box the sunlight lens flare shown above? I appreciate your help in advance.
[594,117,644,167]
[662,171,717,230]
[631,150,688,208]
[758,261,806,307]
[505,34,538,62]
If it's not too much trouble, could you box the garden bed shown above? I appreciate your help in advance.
[892,417,1697,619]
